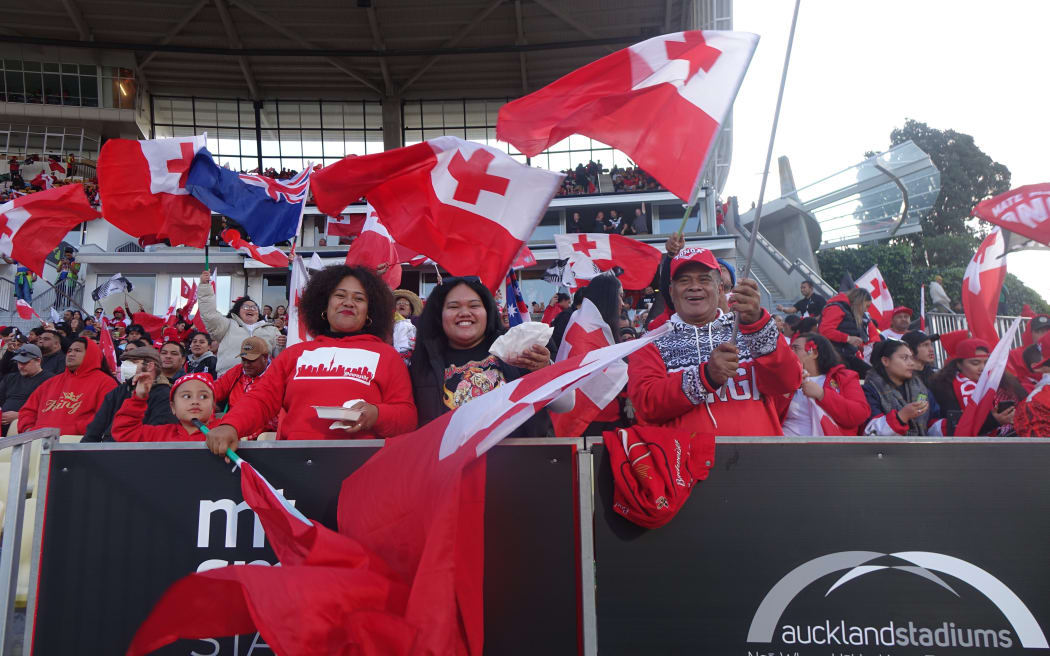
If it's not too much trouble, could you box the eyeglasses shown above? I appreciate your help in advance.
[240,304,259,311]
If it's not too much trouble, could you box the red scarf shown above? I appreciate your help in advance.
[953,373,978,408]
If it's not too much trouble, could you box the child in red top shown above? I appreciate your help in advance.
[112,372,222,442]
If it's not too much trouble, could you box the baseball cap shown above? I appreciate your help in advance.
[238,336,270,361]
[901,330,939,353]
[890,306,913,317]
[169,372,216,401]
[952,338,992,360]
[670,247,720,279]
[1031,314,1050,333]
[12,344,42,363]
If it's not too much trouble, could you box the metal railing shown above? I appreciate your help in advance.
[0,276,86,318]
[926,312,1030,367]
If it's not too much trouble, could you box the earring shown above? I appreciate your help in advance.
[365,317,373,327]
[321,311,327,320]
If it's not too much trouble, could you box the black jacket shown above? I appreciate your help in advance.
[82,379,177,442]
[185,354,217,378]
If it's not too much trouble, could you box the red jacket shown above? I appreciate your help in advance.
[19,340,118,435]
[214,363,278,436]
[628,310,802,436]
[1007,345,1040,392]
[111,395,221,442]
[218,334,417,440]
[773,364,870,434]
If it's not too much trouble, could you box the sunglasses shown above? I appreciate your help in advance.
[441,276,481,286]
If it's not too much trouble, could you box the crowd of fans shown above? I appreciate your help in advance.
[2,241,1047,447]
[1,153,100,207]
[555,160,665,197]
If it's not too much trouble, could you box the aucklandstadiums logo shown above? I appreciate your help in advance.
[747,551,1048,650]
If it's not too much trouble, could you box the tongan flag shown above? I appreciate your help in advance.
[97,134,211,247]
[128,325,671,655]
[287,255,313,347]
[220,229,290,268]
[0,184,101,275]
[187,148,311,246]
[963,228,1007,346]
[344,205,401,289]
[328,209,368,238]
[497,31,758,202]
[955,317,1023,436]
[856,265,894,330]
[972,183,1050,246]
[312,136,563,292]
[554,233,661,290]
[15,299,40,321]
[30,171,54,190]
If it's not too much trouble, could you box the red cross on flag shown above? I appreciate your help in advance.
[553,232,662,290]
[344,204,402,289]
[855,265,895,330]
[97,134,212,247]
[0,184,101,275]
[311,136,564,291]
[497,30,758,203]
[963,227,1007,345]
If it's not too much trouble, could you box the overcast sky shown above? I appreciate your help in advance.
[723,0,1050,302]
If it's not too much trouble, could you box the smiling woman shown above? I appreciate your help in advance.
[197,270,285,376]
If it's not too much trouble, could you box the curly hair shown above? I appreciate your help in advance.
[228,296,256,320]
[298,265,394,340]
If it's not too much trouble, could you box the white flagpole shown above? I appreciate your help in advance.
[734,0,802,340]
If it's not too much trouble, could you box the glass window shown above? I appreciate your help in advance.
[25,71,42,103]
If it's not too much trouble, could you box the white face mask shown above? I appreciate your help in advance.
[120,360,139,382]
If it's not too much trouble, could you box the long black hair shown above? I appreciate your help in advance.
[795,332,841,375]
[298,265,394,340]
[869,339,910,383]
[579,273,623,343]
[228,296,256,320]
[415,278,502,351]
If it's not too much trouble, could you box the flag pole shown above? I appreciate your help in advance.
[733,0,801,340]
[191,420,242,465]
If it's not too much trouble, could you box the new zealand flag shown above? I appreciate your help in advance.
[504,270,531,327]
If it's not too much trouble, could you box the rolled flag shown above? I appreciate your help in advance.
[49,307,62,324]
[91,273,134,302]
[954,317,1023,436]
[16,299,40,321]
[0,184,101,275]
[287,255,313,347]
[312,136,563,292]
[343,205,401,289]
[220,229,290,268]
[962,227,1007,346]
[554,233,661,290]
[971,183,1050,246]
[498,31,759,203]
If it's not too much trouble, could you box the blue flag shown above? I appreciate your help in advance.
[505,270,530,327]
[185,148,311,246]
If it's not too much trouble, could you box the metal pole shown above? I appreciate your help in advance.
[577,448,598,656]
[735,0,802,339]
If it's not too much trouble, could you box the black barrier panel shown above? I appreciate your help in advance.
[32,443,579,655]
[593,442,1050,656]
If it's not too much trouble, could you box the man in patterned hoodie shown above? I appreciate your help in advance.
[628,247,802,435]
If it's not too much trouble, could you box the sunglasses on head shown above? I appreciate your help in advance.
[441,276,481,286]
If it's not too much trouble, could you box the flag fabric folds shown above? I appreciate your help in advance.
[856,265,894,330]
[962,227,1007,346]
[971,183,1050,246]
[0,184,101,275]
[91,273,134,302]
[554,233,661,290]
[186,148,311,246]
[97,134,212,248]
[503,270,529,327]
[287,255,313,347]
[344,205,402,289]
[955,317,1023,436]
[311,136,563,292]
[128,325,670,655]
[220,229,290,269]
[497,31,758,203]
[15,299,39,321]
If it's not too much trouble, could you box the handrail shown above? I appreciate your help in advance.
[873,162,910,238]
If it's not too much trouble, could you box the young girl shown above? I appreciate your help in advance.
[930,338,1026,436]
[112,372,221,441]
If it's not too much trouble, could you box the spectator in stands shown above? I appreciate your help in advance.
[903,330,939,388]
[542,293,570,325]
[1015,338,1050,437]
[274,305,287,323]
[549,289,584,354]
[205,265,416,452]
[18,337,118,436]
[0,344,56,435]
[777,280,827,317]
[262,305,274,322]
[112,373,220,442]
[213,337,277,437]
[778,333,869,436]
[409,276,555,435]
[862,339,943,436]
[185,332,218,378]
[819,287,874,375]
[198,271,284,376]
[126,323,150,345]
[567,212,586,233]
[83,345,177,442]
[627,247,802,435]
[593,211,608,234]
[930,338,1025,436]
[27,327,42,345]
[36,329,66,375]
[783,314,802,342]
[631,206,649,235]
[112,306,127,325]
[929,275,953,313]
[273,316,287,335]
[159,341,186,381]
[796,316,819,334]
[1009,315,1050,391]
[881,307,913,340]
[605,210,626,235]
[14,263,34,303]
[55,247,80,302]
[68,316,85,336]
[393,289,422,321]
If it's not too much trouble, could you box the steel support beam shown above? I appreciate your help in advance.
[214,0,261,100]
[514,0,528,93]
[399,0,507,94]
[366,6,394,95]
[140,0,209,69]
[60,0,93,41]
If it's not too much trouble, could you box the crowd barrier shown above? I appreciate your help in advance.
[4,435,1050,655]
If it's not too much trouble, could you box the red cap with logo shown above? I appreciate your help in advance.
[669,246,721,279]
[950,337,992,361]
[890,306,913,317]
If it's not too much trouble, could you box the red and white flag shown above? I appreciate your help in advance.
[180,279,192,299]
[497,31,758,203]
[550,298,625,436]
[97,134,211,247]
[554,232,662,290]
[30,171,54,189]
[856,265,894,330]
[972,183,1050,246]
[955,317,1023,436]
[220,228,289,268]
[511,244,537,270]
[312,136,564,291]
[287,255,313,347]
[344,205,402,289]
[395,244,436,268]
[98,318,119,374]
[15,299,40,321]
[963,227,1007,346]
[327,209,368,238]
[0,184,101,275]
[48,160,66,174]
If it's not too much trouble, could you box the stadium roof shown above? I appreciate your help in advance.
[0,0,695,99]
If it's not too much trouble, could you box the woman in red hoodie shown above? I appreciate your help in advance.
[112,372,221,441]
[19,337,118,435]
[205,265,417,454]
[777,333,870,436]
